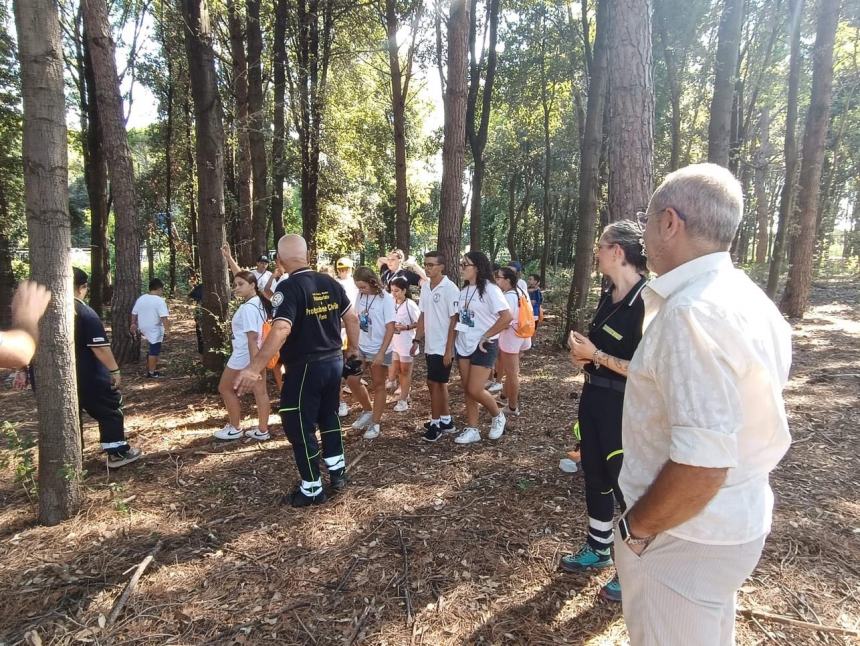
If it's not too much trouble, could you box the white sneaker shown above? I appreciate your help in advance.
[214,424,243,440]
[352,411,374,430]
[454,427,481,444]
[487,381,503,394]
[245,427,270,441]
[338,401,350,417]
[489,411,507,440]
[393,399,409,412]
[363,423,380,439]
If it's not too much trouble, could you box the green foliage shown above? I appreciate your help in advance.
[0,422,38,502]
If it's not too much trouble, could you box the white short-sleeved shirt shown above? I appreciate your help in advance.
[390,298,420,357]
[454,282,509,356]
[620,252,792,545]
[252,269,273,289]
[336,276,359,308]
[418,276,460,356]
[358,290,396,355]
[226,296,267,370]
[517,278,528,295]
[132,293,170,343]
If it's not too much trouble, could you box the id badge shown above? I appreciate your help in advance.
[458,308,475,328]
[359,312,370,332]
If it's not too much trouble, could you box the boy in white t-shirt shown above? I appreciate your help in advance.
[131,278,170,378]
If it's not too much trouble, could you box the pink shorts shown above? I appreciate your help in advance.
[499,329,531,354]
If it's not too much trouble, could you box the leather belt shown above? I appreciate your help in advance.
[584,371,626,394]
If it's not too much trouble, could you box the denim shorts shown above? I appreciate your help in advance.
[457,339,498,368]
[359,348,393,367]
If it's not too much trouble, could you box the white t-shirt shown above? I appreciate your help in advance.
[336,276,359,308]
[418,276,460,356]
[252,269,273,290]
[227,296,267,369]
[358,290,396,355]
[132,293,170,343]
[390,298,420,357]
[517,278,528,295]
[454,282,509,356]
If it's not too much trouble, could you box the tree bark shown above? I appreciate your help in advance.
[766,0,804,298]
[246,0,269,256]
[0,229,14,329]
[82,0,141,366]
[607,0,653,221]
[539,4,552,285]
[780,0,839,318]
[753,108,770,264]
[164,61,177,293]
[707,0,744,167]
[181,0,230,371]
[466,0,500,252]
[437,0,470,277]
[270,0,287,242]
[227,0,254,266]
[14,0,84,525]
[565,0,608,334]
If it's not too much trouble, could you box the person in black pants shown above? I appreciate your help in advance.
[73,268,142,468]
[559,220,648,603]
[235,234,360,508]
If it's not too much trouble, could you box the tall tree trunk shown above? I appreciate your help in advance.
[82,0,141,365]
[707,0,744,167]
[164,63,177,293]
[227,0,254,266]
[766,0,804,298]
[0,229,14,328]
[565,0,608,334]
[539,5,552,285]
[14,0,83,525]
[270,0,287,242]
[607,0,653,221]
[184,96,200,270]
[753,109,770,264]
[82,31,110,317]
[466,0,500,252]
[182,0,230,371]
[437,0,470,277]
[386,0,408,252]
[246,0,269,256]
[780,0,839,318]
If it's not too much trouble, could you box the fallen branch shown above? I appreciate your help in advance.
[347,605,372,646]
[738,608,859,636]
[346,449,369,474]
[107,540,163,626]
[398,526,414,627]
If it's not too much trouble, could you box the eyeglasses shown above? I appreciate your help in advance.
[459,262,475,268]
[637,207,688,227]
[423,262,441,267]
[594,242,616,253]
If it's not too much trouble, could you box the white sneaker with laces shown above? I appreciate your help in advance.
[454,427,481,444]
[393,399,409,412]
[363,423,380,439]
[352,410,374,430]
[489,411,507,440]
[214,424,243,440]
[245,427,270,441]
[487,381,503,394]
[338,401,350,417]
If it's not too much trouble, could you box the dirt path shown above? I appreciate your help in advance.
[1,278,858,645]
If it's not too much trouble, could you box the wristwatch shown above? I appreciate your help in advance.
[618,514,654,547]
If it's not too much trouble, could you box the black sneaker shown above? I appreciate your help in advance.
[422,424,444,443]
[423,419,455,433]
[281,486,327,508]
[146,371,163,379]
[329,469,348,494]
[106,446,142,469]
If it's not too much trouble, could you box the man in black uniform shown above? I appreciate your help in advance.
[235,235,360,507]
[74,268,142,468]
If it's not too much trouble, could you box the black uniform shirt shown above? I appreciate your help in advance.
[271,268,352,365]
[585,275,648,382]
[74,298,111,382]
[380,265,421,290]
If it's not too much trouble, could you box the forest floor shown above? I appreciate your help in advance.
[0,276,859,646]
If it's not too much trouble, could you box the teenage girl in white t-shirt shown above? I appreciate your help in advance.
[347,266,396,440]
[213,271,271,442]
[389,277,420,413]
[453,251,513,444]
[494,266,531,416]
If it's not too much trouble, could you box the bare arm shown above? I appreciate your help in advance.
[161,316,170,335]
[444,314,458,365]
[342,308,360,356]
[0,331,37,369]
[481,309,513,341]
[235,319,291,394]
[221,243,243,276]
[130,313,139,335]
[246,330,259,363]
[374,322,396,364]
[568,331,629,377]
[627,460,728,538]
[91,345,122,388]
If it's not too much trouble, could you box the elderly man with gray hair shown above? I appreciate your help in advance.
[615,163,792,645]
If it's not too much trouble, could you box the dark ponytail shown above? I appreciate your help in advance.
[234,270,272,317]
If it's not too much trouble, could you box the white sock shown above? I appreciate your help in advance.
[440,415,451,424]
[300,479,323,496]
[432,418,441,425]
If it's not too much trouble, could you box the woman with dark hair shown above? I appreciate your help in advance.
[494,266,531,416]
[348,266,396,439]
[389,276,420,412]
[214,271,271,441]
[452,251,513,444]
[559,219,648,604]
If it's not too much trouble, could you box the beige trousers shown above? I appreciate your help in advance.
[615,530,766,646]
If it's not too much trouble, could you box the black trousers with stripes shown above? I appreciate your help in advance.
[79,377,128,452]
[279,356,344,483]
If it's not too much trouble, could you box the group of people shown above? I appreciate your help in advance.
[2,163,795,646]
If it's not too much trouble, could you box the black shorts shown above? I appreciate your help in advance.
[457,339,499,369]
[425,353,453,384]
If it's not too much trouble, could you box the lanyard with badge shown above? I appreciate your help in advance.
[591,291,626,341]
[393,299,413,334]
[455,286,477,331]
[359,294,377,332]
